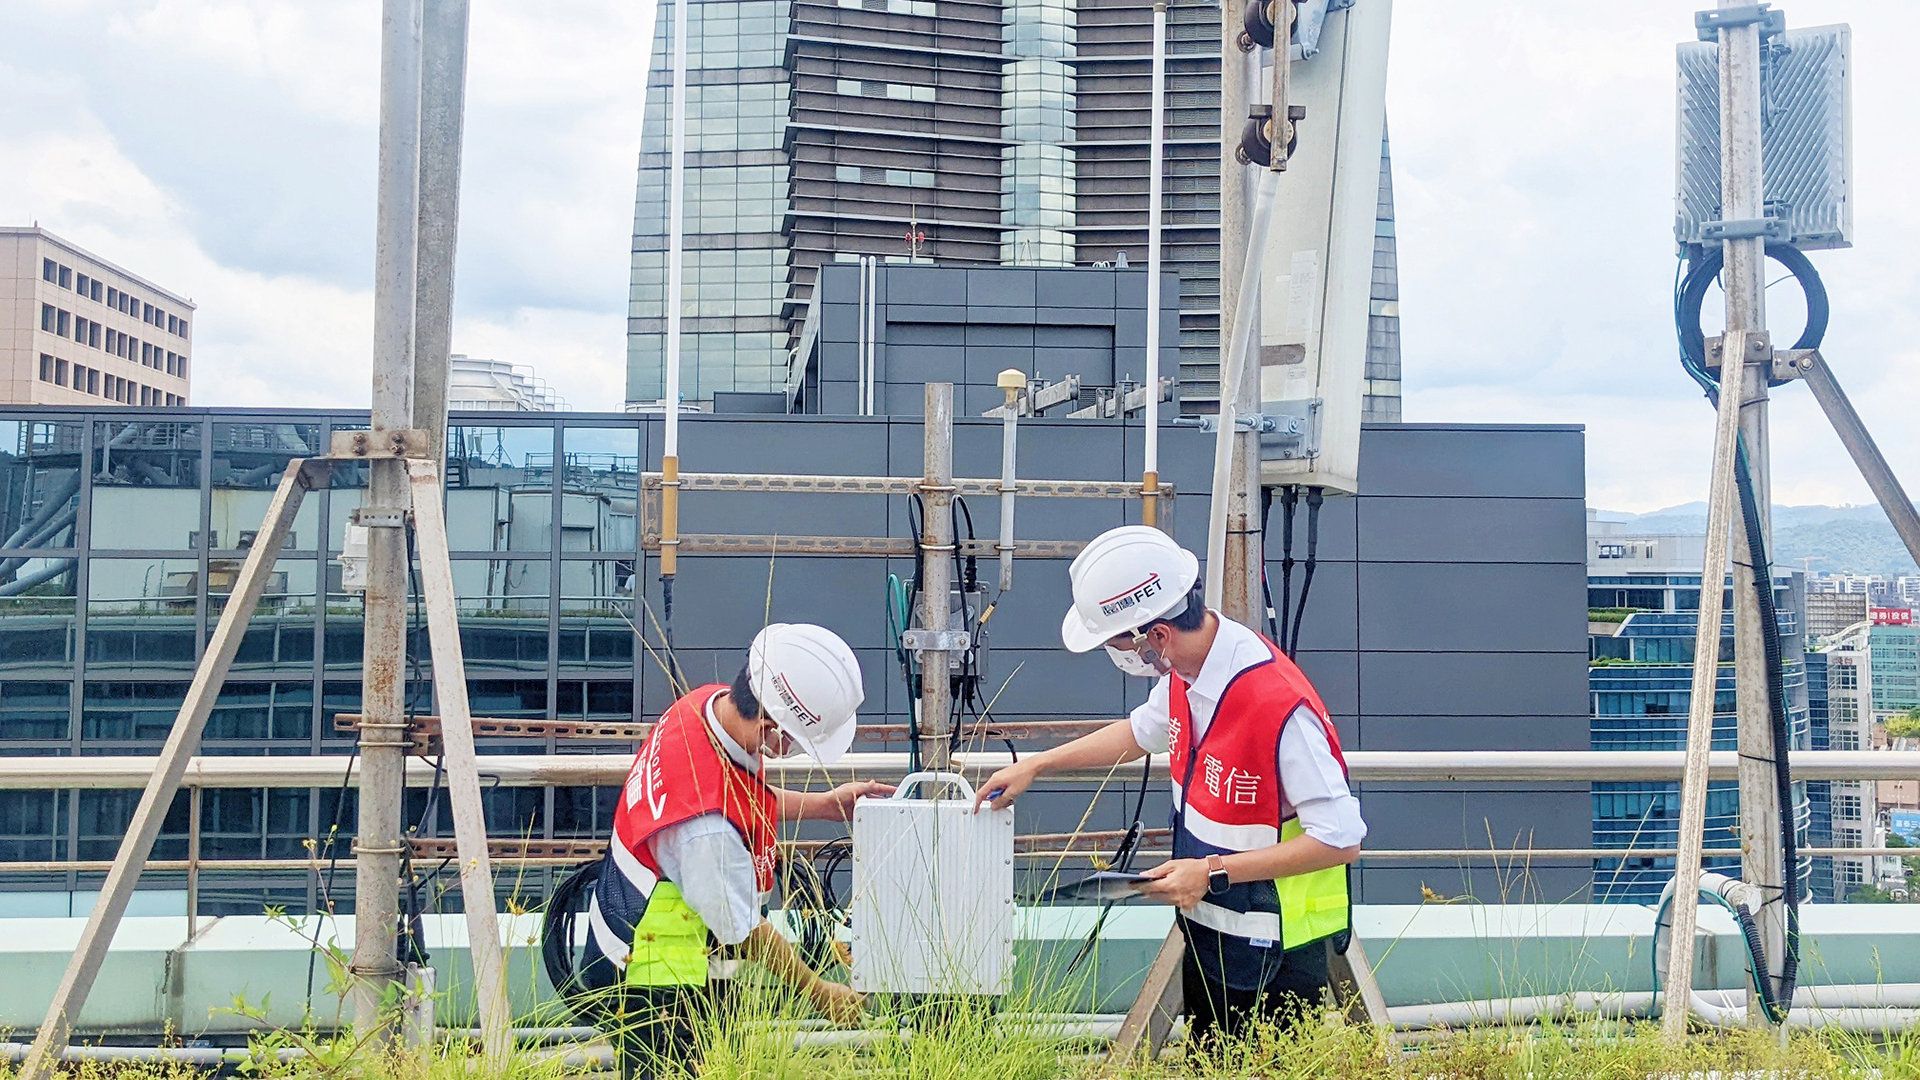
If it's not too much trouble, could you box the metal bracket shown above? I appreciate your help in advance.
[1256,397,1323,461]
[1773,347,1819,383]
[328,428,429,460]
[1695,4,1785,41]
[902,628,971,651]
[1699,217,1790,242]
[1704,330,1773,373]
[353,506,409,529]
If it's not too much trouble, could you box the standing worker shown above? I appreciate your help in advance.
[577,623,889,1079]
[975,526,1365,1045]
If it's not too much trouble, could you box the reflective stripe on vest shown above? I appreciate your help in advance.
[1166,628,1351,981]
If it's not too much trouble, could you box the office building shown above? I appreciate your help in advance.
[1869,615,1920,718]
[1805,590,1869,643]
[0,227,194,408]
[1818,623,1879,897]
[1587,570,1816,902]
[0,405,1585,914]
[623,0,1401,417]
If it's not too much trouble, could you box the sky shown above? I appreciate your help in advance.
[1,1,1914,513]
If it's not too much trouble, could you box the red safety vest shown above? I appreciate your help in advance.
[614,684,780,892]
[1167,631,1351,989]
[585,685,781,988]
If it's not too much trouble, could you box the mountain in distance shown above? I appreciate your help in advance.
[1604,503,1919,577]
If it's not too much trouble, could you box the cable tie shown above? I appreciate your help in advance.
[352,843,411,856]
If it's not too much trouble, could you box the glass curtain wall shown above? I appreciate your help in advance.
[1001,0,1077,265]
[0,409,648,917]
[628,0,792,403]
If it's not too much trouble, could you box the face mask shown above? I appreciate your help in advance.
[1105,641,1170,678]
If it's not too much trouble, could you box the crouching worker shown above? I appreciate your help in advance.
[578,624,889,1079]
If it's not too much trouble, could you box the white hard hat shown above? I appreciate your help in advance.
[1060,526,1201,653]
[747,623,864,763]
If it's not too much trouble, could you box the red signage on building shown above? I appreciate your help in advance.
[1871,607,1913,626]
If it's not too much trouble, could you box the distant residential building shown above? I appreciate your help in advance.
[1587,570,1817,902]
[1869,620,1920,719]
[1805,591,1869,643]
[1818,623,1877,897]
[1586,510,1705,573]
[446,355,566,413]
[1,227,193,407]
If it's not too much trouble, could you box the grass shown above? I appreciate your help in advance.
[16,1008,1920,1080]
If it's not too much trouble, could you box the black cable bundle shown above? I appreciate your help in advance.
[1670,241,1827,1022]
[541,859,614,1024]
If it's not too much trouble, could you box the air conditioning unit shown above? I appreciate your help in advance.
[849,772,1015,996]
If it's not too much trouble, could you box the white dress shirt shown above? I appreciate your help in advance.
[1128,614,1367,848]
[645,693,764,947]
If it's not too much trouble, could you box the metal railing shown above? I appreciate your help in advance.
[1,744,1915,905]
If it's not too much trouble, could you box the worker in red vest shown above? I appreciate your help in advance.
[975,526,1365,1045]
[581,623,889,1079]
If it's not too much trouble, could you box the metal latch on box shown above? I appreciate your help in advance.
[1699,217,1790,242]
[902,629,971,651]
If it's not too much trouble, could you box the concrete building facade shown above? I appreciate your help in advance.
[1,228,193,408]
[0,406,1588,914]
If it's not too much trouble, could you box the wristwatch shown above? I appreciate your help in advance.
[1206,854,1231,895]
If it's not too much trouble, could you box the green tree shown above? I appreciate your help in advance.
[1886,708,1920,741]
[1847,884,1900,903]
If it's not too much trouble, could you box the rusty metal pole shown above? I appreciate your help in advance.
[917,383,956,772]
[1714,0,1786,1021]
[351,0,423,1042]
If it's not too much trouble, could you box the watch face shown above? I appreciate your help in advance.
[1209,869,1231,895]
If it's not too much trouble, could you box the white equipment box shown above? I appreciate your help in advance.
[849,772,1015,996]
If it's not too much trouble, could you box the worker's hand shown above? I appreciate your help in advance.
[972,757,1041,813]
[823,780,895,821]
[1136,858,1209,911]
[810,979,865,1026]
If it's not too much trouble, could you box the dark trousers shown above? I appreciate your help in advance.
[1180,938,1331,1049]
[608,983,719,1080]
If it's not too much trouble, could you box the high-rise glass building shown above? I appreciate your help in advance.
[1587,572,1814,902]
[624,0,1402,416]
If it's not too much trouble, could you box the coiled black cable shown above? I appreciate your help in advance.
[1673,241,1826,1023]
[542,859,613,1024]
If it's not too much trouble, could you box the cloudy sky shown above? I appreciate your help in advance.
[3,1,1914,513]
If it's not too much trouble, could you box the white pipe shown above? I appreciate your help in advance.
[865,256,879,415]
[1143,0,1167,476]
[1389,988,1920,1033]
[662,0,691,455]
[3,750,1918,790]
[1204,169,1279,605]
[999,402,1018,591]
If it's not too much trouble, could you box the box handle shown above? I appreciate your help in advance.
[889,771,977,802]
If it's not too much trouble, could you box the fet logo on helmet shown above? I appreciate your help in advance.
[770,672,821,728]
[1100,573,1163,618]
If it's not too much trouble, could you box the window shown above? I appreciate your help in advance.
[165,352,176,375]
[107,287,118,308]
[39,355,53,382]
[177,318,188,339]
[86,367,98,395]
[40,304,55,332]
[43,259,57,283]
[142,303,153,323]
[167,315,178,335]
[58,266,70,289]
[176,356,188,379]
[57,309,70,337]
[1598,543,1626,559]
[91,279,102,303]
[140,385,151,406]
[77,274,90,297]
[56,358,68,387]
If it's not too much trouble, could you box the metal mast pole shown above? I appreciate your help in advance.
[1141,0,1167,529]
[1717,0,1787,1018]
[1210,0,1263,624]
[918,383,956,771]
[352,0,424,1041]
[658,0,692,597]
[413,0,471,471]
